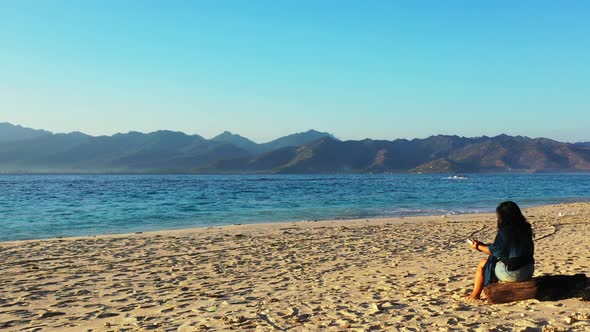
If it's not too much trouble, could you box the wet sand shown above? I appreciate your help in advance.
[1,202,589,331]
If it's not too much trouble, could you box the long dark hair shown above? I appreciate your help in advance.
[496,201,532,238]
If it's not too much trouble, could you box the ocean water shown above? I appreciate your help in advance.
[1,173,589,242]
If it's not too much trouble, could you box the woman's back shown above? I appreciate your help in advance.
[490,223,534,260]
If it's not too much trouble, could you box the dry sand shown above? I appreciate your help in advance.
[1,202,589,332]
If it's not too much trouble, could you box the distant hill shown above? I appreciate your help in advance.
[200,135,590,174]
[258,129,334,152]
[0,128,249,172]
[411,136,590,173]
[211,131,260,153]
[0,122,589,173]
[211,129,334,154]
[0,122,52,143]
[201,135,471,173]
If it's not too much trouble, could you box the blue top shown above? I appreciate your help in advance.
[484,224,535,286]
[488,225,534,260]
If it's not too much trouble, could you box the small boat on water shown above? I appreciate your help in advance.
[449,174,469,180]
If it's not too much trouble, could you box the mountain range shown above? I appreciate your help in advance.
[0,122,52,143]
[1,122,589,174]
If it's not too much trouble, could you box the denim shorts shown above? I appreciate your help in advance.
[495,261,534,282]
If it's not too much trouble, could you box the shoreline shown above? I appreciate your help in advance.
[2,210,492,245]
[1,202,589,331]
[1,206,505,245]
[2,200,586,244]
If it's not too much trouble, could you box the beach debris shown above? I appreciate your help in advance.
[222,315,247,325]
[564,316,576,325]
[368,302,383,315]
[541,327,567,332]
[205,305,217,312]
[573,312,590,320]
[563,312,590,325]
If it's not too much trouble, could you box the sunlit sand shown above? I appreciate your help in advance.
[1,203,589,331]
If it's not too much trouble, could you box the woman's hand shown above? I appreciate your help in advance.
[469,240,491,255]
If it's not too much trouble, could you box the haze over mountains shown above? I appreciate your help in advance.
[1,122,589,174]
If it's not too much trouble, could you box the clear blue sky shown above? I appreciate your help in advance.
[1,1,589,143]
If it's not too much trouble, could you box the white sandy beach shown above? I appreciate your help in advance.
[1,202,589,331]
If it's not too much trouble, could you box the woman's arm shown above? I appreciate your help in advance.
[471,240,492,255]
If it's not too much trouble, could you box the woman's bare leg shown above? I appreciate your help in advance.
[469,258,488,299]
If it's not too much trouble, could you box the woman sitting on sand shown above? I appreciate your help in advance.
[467,201,535,299]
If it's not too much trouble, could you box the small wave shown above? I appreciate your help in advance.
[446,175,469,180]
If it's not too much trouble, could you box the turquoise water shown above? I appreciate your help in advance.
[1,173,589,241]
